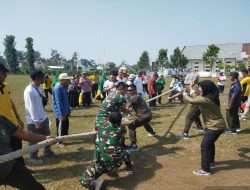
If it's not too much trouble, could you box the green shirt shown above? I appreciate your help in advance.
[156,78,165,92]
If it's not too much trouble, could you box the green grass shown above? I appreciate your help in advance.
[3,75,250,190]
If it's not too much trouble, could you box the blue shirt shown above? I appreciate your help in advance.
[228,81,241,108]
[52,83,70,118]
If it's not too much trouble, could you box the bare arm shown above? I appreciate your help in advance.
[13,127,52,142]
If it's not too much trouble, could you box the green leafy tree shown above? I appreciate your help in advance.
[71,52,78,70]
[137,51,150,70]
[50,49,61,65]
[156,48,169,71]
[202,44,220,75]
[3,35,18,73]
[0,55,6,65]
[170,47,188,72]
[25,37,35,71]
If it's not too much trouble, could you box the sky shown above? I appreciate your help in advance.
[0,0,249,65]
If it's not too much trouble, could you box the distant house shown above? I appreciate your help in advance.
[182,43,250,75]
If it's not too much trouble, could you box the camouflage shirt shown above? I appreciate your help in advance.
[95,120,126,164]
[96,91,126,120]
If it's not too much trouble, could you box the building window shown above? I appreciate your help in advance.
[194,66,199,68]
[194,62,199,64]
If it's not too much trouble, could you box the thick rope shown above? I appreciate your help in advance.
[146,88,176,103]
[0,131,97,164]
[0,88,177,164]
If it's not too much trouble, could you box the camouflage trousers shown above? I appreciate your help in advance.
[79,151,131,189]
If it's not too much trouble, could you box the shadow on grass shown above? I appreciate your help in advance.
[238,147,250,160]
[212,159,250,174]
[106,105,187,189]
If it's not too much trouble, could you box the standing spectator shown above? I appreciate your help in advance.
[140,71,148,94]
[79,72,92,108]
[156,75,165,104]
[216,72,226,94]
[68,80,79,108]
[122,69,128,82]
[52,73,72,147]
[127,74,143,96]
[89,71,99,100]
[183,80,226,176]
[42,74,53,100]
[103,72,117,96]
[148,72,158,107]
[116,69,124,82]
[97,73,107,102]
[240,68,250,103]
[0,63,25,165]
[24,70,55,164]
[169,75,176,90]
[225,72,242,134]
[0,116,53,190]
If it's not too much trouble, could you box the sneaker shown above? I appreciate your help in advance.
[193,169,211,176]
[236,128,242,133]
[29,158,44,165]
[224,130,237,135]
[193,127,204,131]
[239,116,247,121]
[125,163,134,175]
[176,132,189,139]
[147,132,157,137]
[57,142,66,148]
[92,179,104,190]
[127,144,138,152]
[44,150,56,157]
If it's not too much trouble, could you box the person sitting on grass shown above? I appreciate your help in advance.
[183,80,226,176]
[126,84,156,152]
[79,112,134,190]
[0,116,54,190]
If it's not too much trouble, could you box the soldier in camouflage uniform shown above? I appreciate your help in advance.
[95,82,130,130]
[79,112,134,190]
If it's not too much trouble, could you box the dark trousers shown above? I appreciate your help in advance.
[0,162,45,190]
[143,84,148,93]
[201,129,223,172]
[68,91,79,108]
[217,85,225,94]
[128,114,154,143]
[10,137,25,165]
[44,88,52,99]
[149,93,157,107]
[184,106,202,133]
[82,92,91,107]
[56,117,69,143]
[226,106,240,131]
[157,91,162,104]
[91,84,98,98]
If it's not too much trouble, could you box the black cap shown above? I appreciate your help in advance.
[0,63,9,72]
[229,72,239,78]
[30,70,45,81]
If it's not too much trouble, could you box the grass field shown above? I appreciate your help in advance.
[3,75,250,190]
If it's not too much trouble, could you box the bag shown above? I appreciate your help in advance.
[32,86,48,106]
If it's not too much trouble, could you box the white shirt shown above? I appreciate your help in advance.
[217,76,226,86]
[24,83,48,124]
[103,80,116,96]
[133,76,143,95]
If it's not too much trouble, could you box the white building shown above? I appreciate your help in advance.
[182,43,250,76]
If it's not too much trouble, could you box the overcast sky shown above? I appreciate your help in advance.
[0,0,249,65]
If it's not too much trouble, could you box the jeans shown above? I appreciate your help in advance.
[27,117,52,158]
[201,129,223,172]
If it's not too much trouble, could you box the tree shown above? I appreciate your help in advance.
[17,51,25,63]
[3,35,18,73]
[137,51,150,70]
[0,55,6,65]
[34,51,41,61]
[202,44,220,75]
[50,49,61,65]
[71,52,78,70]
[25,37,35,71]
[170,47,188,72]
[155,48,169,71]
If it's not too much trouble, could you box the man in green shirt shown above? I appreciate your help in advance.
[156,75,165,104]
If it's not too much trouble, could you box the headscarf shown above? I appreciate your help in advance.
[198,80,220,107]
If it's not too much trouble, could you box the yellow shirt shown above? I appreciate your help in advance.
[0,82,18,126]
[42,77,52,89]
[89,75,99,84]
[240,76,250,96]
